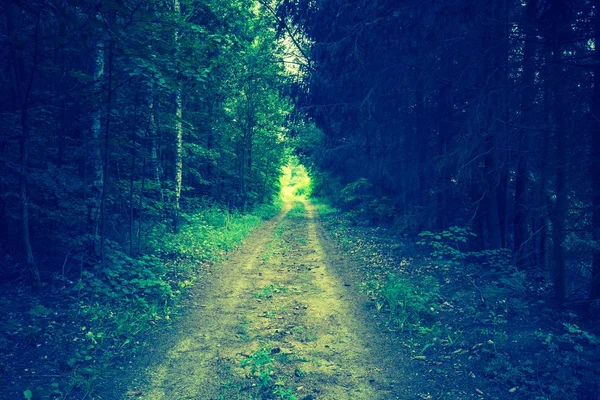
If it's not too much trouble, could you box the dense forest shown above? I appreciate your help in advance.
[287,0,600,302]
[1,0,292,285]
[2,0,600,398]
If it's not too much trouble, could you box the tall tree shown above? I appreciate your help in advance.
[173,0,183,230]
[5,1,41,288]
[590,0,600,300]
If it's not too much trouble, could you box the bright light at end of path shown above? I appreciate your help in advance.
[280,158,312,202]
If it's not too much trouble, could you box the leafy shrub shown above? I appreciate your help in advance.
[369,196,396,222]
[66,201,278,396]
[241,349,274,391]
[254,200,284,220]
[484,323,600,399]
[338,179,397,223]
[340,178,372,207]
[287,201,306,219]
[417,226,476,265]
[363,273,439,332]
[240,349,296,399]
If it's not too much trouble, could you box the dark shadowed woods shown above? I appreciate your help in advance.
[1,0,600,399]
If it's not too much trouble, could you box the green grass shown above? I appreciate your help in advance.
[240,349,297,400]
[310,197,337,217]
[287,201,306,219]
[292,325,318,342]
[65,200,283,397]
[255,284,289,299]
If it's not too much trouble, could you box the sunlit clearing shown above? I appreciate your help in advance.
[280,158,312,202]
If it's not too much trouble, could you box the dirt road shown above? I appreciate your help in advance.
[111,199,409,399]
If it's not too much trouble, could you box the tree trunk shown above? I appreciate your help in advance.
[173,0,183,230]
[589,0,600,300]
[480,0,504,250]
[537,81,552,271]
[100,33,115,269]
[148,90,165,212]
[415,75,428,231]
[89,15,105,252]
[20,105,40,288]
[138,129,148,256]
[129,91,139,256]
[551,10,568,300]
[514,0,537,267]
[436,70,452,230]
[7,3,41,288]
[553,120,567,301]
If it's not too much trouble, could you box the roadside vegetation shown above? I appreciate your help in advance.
[1,202,281,399]
[312,188,600,399]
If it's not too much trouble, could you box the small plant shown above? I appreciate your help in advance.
[292,325,318,342]
[255,284,289,299]
[240,349,297,399]
[241,349,274,392]
[363,273,439,332]
[273,386,297,400]
[417,226,476,265]
[287,201,306,219]
[262,250,273,263]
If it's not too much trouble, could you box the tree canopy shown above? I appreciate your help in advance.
[1,0,292,283]
[284,0,600,302]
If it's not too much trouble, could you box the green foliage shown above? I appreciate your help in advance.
[241,349,275,391]
[337,178,397,223]
[64,202,277,396]
[291,121,324,161]
[255,200,285,220]
[287,201,306,219]
[363,273,439,332]
[280,158,313,200]
[148,203,278,262]
[417,227,476,265]
[240,349,296,400]
[340,178,372,207]
[311,198,337,217]
[415,229,600,398]
[483,323,600,398]
[255,284,289,299]
[309,170,344,200]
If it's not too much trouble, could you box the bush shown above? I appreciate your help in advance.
[65,200,279,396]
[363,273,439,332]
[416,226,476,265]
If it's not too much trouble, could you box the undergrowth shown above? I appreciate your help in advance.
[240,349,297,400]
[317,204,600,399]
[27,201,282,398]
[362,273,439,333]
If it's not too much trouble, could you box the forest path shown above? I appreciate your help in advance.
[111,199,408,399]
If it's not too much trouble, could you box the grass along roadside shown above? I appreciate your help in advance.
[312,199,600,399]
[121,196,407,400]
[0,201,282,400]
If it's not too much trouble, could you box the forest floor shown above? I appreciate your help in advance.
[98,199,416,399]
[4,197,598,399]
